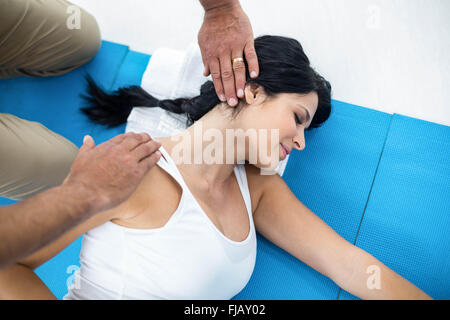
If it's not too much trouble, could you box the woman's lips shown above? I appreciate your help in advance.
[280,144,287,160]
[283,144,291,155]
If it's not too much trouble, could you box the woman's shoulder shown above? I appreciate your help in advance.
[243,163,279,216]
[111,159,182,225]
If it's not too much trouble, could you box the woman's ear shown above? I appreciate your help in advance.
[244,85,255,104]
[244,83,265,105]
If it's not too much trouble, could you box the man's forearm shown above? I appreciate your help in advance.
[339,247,433,300]
[199,0,240,12]
[0,184,95,270]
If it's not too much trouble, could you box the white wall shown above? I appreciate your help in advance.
[74,0,450,127]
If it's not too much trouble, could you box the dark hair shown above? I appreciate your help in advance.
[80,35,332,131]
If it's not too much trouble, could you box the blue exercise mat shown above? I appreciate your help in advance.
[338,114,450,300]
[0,41,129,147]
[1,41,449,300]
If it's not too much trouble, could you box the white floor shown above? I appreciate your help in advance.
[73,0,450,127]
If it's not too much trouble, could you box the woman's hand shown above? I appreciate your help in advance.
[198,1,259,107]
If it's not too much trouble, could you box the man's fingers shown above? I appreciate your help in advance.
[200,47,210,77]
[203,64,210,77]
[219,53,237,107]
[244,41,259,78]
[139,149,162,173]
[80,135,95,152]
[108,133,127,145]
[209,58,226,102]
[122,132,152,151]
[133,140,161,162]
[232,48,247,99]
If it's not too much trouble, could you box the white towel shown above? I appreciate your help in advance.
[125,42,290,176]
[140,42,210,100]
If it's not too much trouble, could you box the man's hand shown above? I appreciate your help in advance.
[62,132,162,214]
[198,1,259,107]
[0,132,162,269]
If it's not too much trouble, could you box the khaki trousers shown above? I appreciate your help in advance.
[0,0,101,200]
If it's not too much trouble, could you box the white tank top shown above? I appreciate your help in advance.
[64,145,257,300]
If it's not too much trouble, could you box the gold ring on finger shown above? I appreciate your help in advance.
[232,57,244,65]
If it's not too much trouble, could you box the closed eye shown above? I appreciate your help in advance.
[294,113,304,125]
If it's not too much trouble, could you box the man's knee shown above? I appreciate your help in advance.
[0,114,79,200]
[0,0,102,78]
[44,1,102,74]
[65,4,102,64]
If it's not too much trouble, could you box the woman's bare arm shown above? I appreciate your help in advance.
[0,264,56,300]
[246,166,433,300]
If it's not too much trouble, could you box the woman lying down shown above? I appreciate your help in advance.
[0,35,432,300]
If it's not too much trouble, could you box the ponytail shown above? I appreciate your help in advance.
[80,74,220,128]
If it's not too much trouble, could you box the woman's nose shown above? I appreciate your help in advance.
[292,130,305,151]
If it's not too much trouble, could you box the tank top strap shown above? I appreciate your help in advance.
[156,145,191,193]
[233,165,253,224]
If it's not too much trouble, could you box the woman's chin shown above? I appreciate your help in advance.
[251,157,281,174]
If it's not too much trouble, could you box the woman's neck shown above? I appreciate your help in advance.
[156,107,246,193]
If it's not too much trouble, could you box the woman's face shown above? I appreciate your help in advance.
[237,85,318,169]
